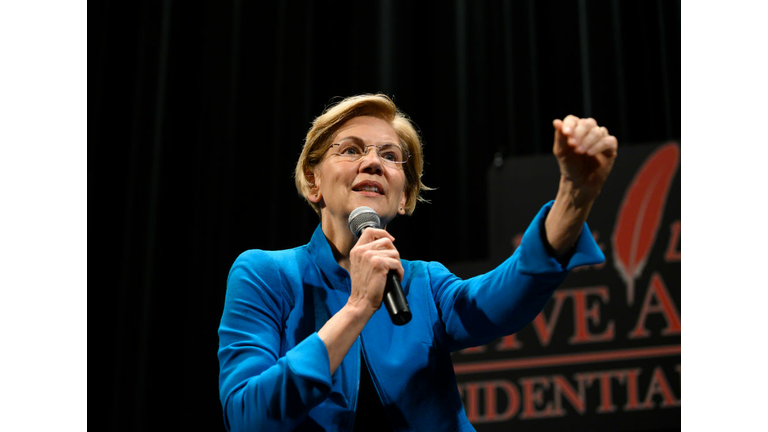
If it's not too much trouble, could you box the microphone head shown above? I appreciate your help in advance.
[348,206,381,238]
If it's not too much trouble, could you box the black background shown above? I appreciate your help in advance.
[89,1,680,430]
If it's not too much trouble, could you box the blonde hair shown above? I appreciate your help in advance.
[294,93,431,216]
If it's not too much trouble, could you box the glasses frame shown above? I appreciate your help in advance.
[327,140,411,166]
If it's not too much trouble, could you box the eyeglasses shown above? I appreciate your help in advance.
[328,140,410,167]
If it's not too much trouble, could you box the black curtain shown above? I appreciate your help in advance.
[90,1,680,430]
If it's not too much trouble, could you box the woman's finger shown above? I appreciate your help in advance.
[586,135,618,157]
[561,115,580,135]
[366,254,404,276]
[578,126,607,154]
[570,118,597,145]
[358,227,394,244]
[356,237,397,254]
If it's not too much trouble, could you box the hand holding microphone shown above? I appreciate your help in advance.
[348,207,412,326]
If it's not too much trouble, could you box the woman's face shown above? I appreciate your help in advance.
[310,116,407,227]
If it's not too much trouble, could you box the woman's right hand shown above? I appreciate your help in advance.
[317,227,404,375]
[347,227,404,315]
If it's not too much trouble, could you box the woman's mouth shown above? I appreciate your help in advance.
[352,181,384,195]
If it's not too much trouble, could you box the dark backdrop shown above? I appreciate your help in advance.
[89,1,680,430]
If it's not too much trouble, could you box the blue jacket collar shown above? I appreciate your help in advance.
[307,223,352,292]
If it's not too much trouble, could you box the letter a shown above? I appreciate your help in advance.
[629,272,681,339]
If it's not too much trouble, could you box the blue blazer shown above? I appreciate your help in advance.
[217,201,604,431]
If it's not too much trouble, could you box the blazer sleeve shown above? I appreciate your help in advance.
[217,250,332,432]
[429,201,605,351]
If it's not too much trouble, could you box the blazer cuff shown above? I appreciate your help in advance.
[285,332,332,391]
[517,200,605,274]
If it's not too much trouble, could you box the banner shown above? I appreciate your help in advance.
[448,142,681,431]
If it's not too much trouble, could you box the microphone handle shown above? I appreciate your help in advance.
[383,271,411,325]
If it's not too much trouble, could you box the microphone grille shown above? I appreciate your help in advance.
[348,206,381,238]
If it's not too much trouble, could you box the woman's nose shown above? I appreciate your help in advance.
[359,148,384,171]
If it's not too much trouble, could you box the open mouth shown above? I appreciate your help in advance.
[352,181,384,195]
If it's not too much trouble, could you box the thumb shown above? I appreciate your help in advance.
[552,119,568,154]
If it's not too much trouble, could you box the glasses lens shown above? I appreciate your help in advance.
[378,144,405,163]
[337,141,365,157]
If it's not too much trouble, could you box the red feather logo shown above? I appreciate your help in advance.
[612,142,680,305]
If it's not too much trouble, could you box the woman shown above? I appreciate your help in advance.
[217,94,617,431]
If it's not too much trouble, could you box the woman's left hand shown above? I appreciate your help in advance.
[544,115,618,258]
[552,115,618,206]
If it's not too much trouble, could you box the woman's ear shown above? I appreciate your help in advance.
[397,194,407,215]
[306,170,322,203]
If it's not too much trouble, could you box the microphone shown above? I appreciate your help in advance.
[348,206,412,326]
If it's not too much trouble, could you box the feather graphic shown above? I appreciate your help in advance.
[612,142,680,306]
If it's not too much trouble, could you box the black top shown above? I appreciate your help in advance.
[353,357,393,432]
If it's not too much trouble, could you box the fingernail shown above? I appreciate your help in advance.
[563,127,571,134]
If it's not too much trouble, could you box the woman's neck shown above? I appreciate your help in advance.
[320,215,357,271]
